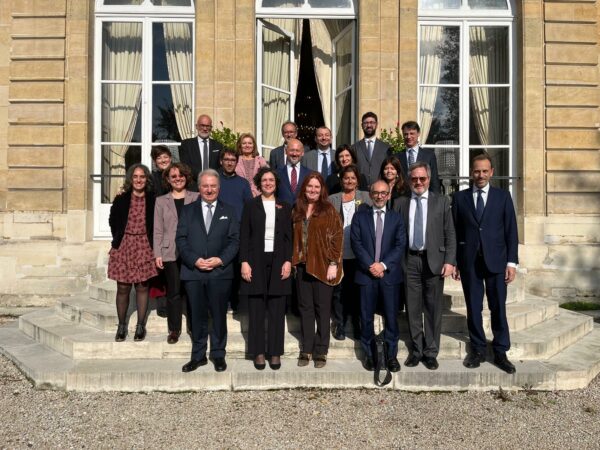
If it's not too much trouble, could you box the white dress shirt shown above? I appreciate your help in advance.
[263,198,276,252]
[201,200,217,228]
[408,190,428,250]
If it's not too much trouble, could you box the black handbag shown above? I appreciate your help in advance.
[374,333,392,387]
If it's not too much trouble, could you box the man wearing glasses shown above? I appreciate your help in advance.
[395,162,456,370]
[353,112,391,186]
[351,180,406,372]
[180,114,223,187]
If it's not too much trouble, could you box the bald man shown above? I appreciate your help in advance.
[180,114,223,187]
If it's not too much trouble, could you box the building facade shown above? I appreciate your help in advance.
[0,0,598,305]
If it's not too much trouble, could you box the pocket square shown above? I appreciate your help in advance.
[219,215,228,220]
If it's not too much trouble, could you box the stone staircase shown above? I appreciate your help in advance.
[1,278,600,392]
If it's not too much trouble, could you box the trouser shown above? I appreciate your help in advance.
[163,259,192,333]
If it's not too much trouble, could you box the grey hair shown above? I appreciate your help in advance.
[197,168,220,187]
[409,161,431,179]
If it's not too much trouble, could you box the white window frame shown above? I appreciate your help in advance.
[331,21,356,148]
[417,8,516,197]
[93,3,195,238]
[256,0,356,19]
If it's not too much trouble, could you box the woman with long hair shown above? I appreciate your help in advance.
[108,163,158,342]
[379,155,410,209]
[326,144,368,195]
[235,132,269,197]
[292,173,343,369]
[153,162,199,344]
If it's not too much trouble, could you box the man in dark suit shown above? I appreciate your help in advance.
[351,180,406,372]
[179,114,223,187]
[303,126,337,180]
[353,112,390,186]
[176,169,239,373]
[396,162,456,370]
[268,121,307,170]
[399,121,440,194]
[452,153,519,374]
[276,138,312,205]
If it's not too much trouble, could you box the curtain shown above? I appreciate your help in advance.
[419,25,444,144]
[469,26,507,146]
[101,22,143,201]
[333,25,353,146]
[310,19,334,128]
[163,22,194,140]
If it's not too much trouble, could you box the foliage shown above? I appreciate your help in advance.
[211,121,241,151]
[559,301,600,311]
[379,123,405,154]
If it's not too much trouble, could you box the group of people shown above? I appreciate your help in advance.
[108,112,519,376]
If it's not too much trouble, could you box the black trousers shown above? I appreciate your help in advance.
[296,264,333,356]
[405,252,444,358]
[331,259,360,335]
[248,253,286,357]
[163,259,192,333]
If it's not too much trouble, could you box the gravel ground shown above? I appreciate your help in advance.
[1,315,600,449]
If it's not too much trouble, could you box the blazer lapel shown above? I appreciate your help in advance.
[359,139,370,162]
[194,201,208,236]
[184,190,197,205]
[464,189,478,223]
[165,192,177,217]
[208,202,226,235]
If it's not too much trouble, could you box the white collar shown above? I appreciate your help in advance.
[373,205,387,214]
[472,183,490,194]
[411,190,429,200]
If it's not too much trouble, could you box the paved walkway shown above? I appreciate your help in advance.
[1,318,599,449]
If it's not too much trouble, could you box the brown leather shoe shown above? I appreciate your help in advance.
[167,330,181,344]
[314,355,327,369]
[297,352,312,367]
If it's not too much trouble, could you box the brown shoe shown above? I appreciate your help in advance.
[297,352,312,367]
[167,330,181,344]
[314,355,327,369]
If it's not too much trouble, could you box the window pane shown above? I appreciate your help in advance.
[420,26,459,85]
[104,0,143,5]
[469,26,509,84]
[101,144,140,203]
[101,83,142,143]
[262,87,290,148]
[261,0,303,7]
[152,0,192,5]
[102,22,142,81]
[263,28,291,92]
[420,0,460,9]
[335,30,352,93]
[433,145,460,194]
[469,148,509,190]
[420,86,459,145]
[153,84,194,142]
[152,143,181,166]
[468,0,508,9]
[153,22,193,81]
[308,0,352,7]
[335,90,351,146]
[469,87,508,145]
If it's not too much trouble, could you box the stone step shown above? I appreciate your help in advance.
[6,320,600,392]
[20,306,589,362]
[11,276,89,296]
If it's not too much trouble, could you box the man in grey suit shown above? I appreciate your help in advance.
[353,112,390,187]
[303,126,337,180]
[396,161,456,370]
[399,121,440,194]
[268,121,306,170]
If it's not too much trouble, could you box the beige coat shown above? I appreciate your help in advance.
[153,190,199,262]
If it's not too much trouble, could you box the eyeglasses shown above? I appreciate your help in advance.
[411,177,428,183]
[371,191,390,197]
[362,120,377,125]
[222,158,237,163]
[197,124,212,129]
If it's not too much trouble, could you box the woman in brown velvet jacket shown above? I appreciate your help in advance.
[292,172,343,369]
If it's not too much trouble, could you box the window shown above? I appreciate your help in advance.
[94,0,194,237]
[418,0,514,194]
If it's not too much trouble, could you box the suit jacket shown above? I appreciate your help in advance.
[235,155,269,197]
[328,190,372,213]
[268,144,309,170]
[238,196,293,296]
[303,148,338,177]
[451,186,518,274]
[179,137,223,184]
[353,138,390,186]
[175,200,240,280]
[399,147,441,194]
[153,190,199,262]
[276,164,313,205]
[351,205,406,286]
[325,172,369,195]
[396,191,456,275]
[109,191,155,250]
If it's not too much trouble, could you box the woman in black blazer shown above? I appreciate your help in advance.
[239,167,293,370]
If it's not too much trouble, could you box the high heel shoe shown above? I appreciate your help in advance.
[133,323,146,341]
[253,355,266,370]
[115,323,127,342]
[269,356,281,370]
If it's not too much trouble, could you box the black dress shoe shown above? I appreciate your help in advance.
[333,325,346,341]
[422,356,439,370]
[404,354,421,367]
[213,357,227,372]
[387,358,401,373]
[494,354,516,374]
[464,352,486,369]
[133,323,146,342]
[167,330,181,344]
[253,355,266,370]
[269,357,281,370]
[115,324,127,342]
[363,357,375,371]
[182,357,208,372]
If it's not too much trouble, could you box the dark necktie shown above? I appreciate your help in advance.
[202,139,209,171]
[205,203,213,232]
[290,165,298,193]
[476,189,484,222]
[320,152,328,178]
[408,149,416,166]
[413,196,423,249]
[375,210,383,263]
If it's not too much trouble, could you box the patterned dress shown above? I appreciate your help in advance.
[107,195,158,283]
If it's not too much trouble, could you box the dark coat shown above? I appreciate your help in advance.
[399,147,441,194]
[239,196,293,296]
[179,137,223,185]
[109,190,155,250]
